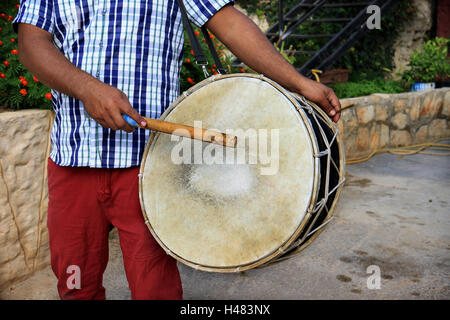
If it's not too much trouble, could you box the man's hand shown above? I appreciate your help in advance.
[295,77,341,122]
[17,23,146,132]
[79,79,147,132]
[207,5,341,122]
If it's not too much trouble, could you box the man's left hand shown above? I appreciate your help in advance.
[295,77,341,123]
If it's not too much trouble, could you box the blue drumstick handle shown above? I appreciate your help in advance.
[123,114,138,127]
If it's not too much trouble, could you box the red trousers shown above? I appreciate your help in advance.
[47,158,182,300]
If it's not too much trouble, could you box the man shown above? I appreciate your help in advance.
[14,0,341,300]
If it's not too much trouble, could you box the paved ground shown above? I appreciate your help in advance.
[2,146,449,300]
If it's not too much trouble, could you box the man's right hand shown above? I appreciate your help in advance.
[79,79,147,133]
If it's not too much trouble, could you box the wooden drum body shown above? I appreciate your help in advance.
[139,74,345,272]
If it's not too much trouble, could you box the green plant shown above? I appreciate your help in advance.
[274,37,296,65]
[399,37,450,86]
[329,78,404,99]
[0,1,52,110]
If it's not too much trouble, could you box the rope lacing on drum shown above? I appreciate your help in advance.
[328,178,346,198]
[305,217,334,238]
[314,150,329,158]
[313,198,326,213]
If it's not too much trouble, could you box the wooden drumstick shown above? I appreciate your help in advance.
[123,115,237,148]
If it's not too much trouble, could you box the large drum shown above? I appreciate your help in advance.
[139,74,345,272]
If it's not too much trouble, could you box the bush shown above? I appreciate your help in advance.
[329,78,404,99]
[0,2,52,110]
[399,37,450,86]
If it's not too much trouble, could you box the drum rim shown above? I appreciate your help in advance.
[138,73,342,272]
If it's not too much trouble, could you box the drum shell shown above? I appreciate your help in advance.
[139,74,345,272]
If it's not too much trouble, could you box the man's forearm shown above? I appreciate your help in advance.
[18,23,98,101]
[18,23,145,131]
[206,6,306,93]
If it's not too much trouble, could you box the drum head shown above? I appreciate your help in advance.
[140,75,316,271]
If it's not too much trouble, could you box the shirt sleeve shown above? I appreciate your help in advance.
[183,0,234,27]
[13,0,55,34]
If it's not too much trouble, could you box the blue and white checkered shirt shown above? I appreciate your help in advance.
[14,0,232,168]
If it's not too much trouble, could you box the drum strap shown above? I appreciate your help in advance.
[176,0,227,75]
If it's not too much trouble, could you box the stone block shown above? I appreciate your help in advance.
[415,125,428,143]
[340,108,358,131]
[369,126,380,150]
[428,119,448,139]
[419,92,441,117]
[441,91,450,117]
[390,130,412,147]
[0,110,53,291]
[394,99,408,113]
[376,105,389,122]
[380,124,390,148]
[356,127,369,151]
[356,105,375,124]
[391,112,409,130]
[409,98,421,121]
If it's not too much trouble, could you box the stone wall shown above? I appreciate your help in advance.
[338,88,450,160]
[0,110,53,293]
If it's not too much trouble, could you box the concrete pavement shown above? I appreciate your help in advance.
[2,146,449,300]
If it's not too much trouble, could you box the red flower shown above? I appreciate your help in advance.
[21,79,28,86]
[0,27,3,32]
[10,38,16,42]
[194,30,200,36]
[11,49,18,55]
[3,61,10,67]
[187,77,195,85]
[33,76,39,82]
[0,13,6,18]
[8,16,13,21]
[0,41,3,46]
[45,92,52,100]
[185,58,190,64]
[190,50,194,55]
[19,89,27,96]
[0,73,5,79]
[240,68,244,73]
[16,4,20,9]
